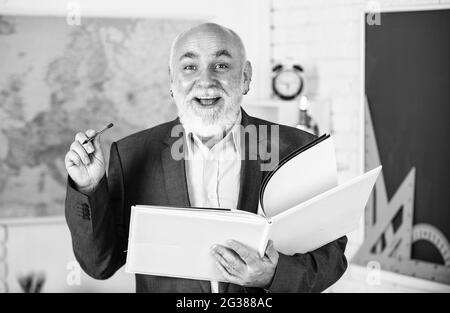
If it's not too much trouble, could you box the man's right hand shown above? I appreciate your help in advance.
[65,129,106,194]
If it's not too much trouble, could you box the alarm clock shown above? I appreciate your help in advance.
[272,64,304,100]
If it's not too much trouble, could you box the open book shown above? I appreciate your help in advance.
[125,135,381,281]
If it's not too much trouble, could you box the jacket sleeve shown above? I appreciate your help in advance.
[65,142,127,280]
[266,236,348,293]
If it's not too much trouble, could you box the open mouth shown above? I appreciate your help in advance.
[193,97,221,106]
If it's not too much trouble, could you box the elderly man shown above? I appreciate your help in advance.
[64,23,347,293]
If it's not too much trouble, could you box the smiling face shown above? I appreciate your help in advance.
[169,23,252,138]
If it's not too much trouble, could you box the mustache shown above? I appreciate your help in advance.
[188,87,226,99]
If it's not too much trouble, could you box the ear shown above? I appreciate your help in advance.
[243,61,253,95]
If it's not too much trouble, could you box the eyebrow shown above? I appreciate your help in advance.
[214,49,232,58]
[179,51,198,61]
[178,49,233,61]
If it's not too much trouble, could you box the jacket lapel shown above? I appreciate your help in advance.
[161,120,191,207]
[236,109,266,214]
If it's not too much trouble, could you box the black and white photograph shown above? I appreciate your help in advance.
[0,0,449,299]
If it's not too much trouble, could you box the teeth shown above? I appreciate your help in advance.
[198,98,216,105]
[194,96,220,106]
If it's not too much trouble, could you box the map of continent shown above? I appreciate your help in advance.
[0,15,199,219]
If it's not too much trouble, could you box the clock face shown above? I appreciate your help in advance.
[273,69,303,100]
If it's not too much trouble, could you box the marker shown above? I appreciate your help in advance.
[82,123,114,145]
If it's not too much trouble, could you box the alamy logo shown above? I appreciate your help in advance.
[66,260,81,286]
[366,261,381,286]
[366,1,381,26]
[66,2,81,26]
[170,124,280,171]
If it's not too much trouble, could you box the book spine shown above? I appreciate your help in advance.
[258,219,272,257]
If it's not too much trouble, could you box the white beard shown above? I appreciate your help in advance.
[175,95,242,138]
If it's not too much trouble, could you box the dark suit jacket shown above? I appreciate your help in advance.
[65,109,348,293]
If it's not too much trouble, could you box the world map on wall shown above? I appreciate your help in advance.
[0,16,199,219]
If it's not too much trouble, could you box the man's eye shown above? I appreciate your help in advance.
[184,65,197,71]
[214,64,229,71]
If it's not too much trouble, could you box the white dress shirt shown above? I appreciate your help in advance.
[184,113,242,293]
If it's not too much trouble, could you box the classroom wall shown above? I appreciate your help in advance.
[0,0,271,293]
[270,0,450,238]
[271,0,450,292]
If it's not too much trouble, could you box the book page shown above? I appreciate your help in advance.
[262,136,338,217]
[268,166,381,255]
[125,206,269,282]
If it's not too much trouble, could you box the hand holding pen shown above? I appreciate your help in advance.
[81,123,113,145]
[64,123,114,194]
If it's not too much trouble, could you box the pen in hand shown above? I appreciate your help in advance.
[82,123,114,145]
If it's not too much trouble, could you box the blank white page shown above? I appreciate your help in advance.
[269,166,381,255]
[125,206,268,282]
[262,136,338,217]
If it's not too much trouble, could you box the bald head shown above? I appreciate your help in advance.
[169,23,247,72]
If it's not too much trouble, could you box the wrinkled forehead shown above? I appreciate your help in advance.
[171,26,246,65]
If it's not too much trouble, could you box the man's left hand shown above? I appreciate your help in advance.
[210,239,279,289]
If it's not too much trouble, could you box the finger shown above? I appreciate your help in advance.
[215,261,241,285]
[212,248,242,276]
[85,129,96,138]
[91,132,104,159]
[227,240,258,265]
[70,141,90,165]
[83,129,104,161]
[84,129,97,154]
[211,245,246,274]
[265,240,279,262]
[214,250,234,273]
[65,150,82,167]
[75,132,94,154]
